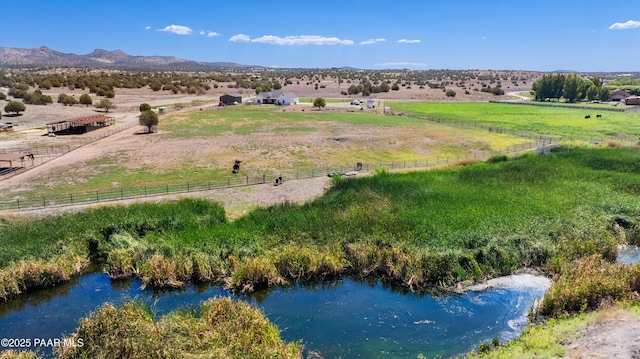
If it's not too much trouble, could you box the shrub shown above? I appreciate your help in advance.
[229,256,285,292]
[0,350,42,359]
[541,255,640,317]
[486,154,508,163]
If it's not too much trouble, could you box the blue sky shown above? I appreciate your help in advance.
[1,0,639,71]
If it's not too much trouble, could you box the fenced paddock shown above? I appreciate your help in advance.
[0,121,138,181]
[0,141,544,212]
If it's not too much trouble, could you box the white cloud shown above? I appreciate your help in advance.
[199,31,205,35]
[609,20,640,29]
[375,38,386,42]
[145,26,152,30]
[206,31,219,37]
[158,25,193,35]
[229,34,251,42]
[360,38,386,45]
[251,35,354,45]
[375,62,428,68]
[397,39,421,44]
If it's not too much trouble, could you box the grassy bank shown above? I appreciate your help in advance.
[466,302,640,358]
[3,147,640,298]
[0,298,301,359]
[0,199,226,300]
[56,298,300,359]
[387,102,640,139]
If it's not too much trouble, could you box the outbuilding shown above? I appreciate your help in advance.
[219,94,242,106]
[0,153,28,167]
[611,89,631,102]
[47,114,115,135]
[624,96,640,105]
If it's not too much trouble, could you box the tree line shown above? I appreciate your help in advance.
[531,73,611,103]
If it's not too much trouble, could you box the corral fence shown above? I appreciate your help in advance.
[0,141,547,212]
[0,121,138,181]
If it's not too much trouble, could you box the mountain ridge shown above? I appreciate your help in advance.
[0,46,255,70]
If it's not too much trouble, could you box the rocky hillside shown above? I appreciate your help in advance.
[0,46,251,70]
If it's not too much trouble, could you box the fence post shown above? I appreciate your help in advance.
[263,174,265,184]
[228,177,230,187]
[246,175,249,185]
[144,187,147,196]
[17,199,20,211]
[96,191,99,202]
[187,182,190,192]
[70,194,73,204]
[42,196,46,207]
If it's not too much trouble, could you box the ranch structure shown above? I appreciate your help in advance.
[624,96,640,105]
[46,114,115,135]
[0,153,30,168]
[255,91,299,105]
[219,94,242,106]
[611,89,631,102]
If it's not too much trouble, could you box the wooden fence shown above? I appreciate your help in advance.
[0,122,138,181]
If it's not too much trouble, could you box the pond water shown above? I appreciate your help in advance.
[0,273,550,358]
[618,245,640,264]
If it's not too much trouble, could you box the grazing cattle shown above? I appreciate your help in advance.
[596,114,602,118]
[274,176,284,186]
[356,162,363,171]
[585,115,591,119]
[232,160,242,173]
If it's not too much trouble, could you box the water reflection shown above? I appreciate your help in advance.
[617,245,640,264]
[0,273,549,358]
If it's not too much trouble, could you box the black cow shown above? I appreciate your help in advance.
[232,160,242,173]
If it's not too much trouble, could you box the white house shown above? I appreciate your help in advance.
[255,91,299,105]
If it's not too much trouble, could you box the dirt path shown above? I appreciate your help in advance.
[565,309,640,359]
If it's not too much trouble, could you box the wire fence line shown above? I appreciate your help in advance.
[1,103,632,211]
[487,100,629,112]
[0,140,544,212]
[393,112,638,144]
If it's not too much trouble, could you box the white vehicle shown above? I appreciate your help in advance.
[350,100,360,105]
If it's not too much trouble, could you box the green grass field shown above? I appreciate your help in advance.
[3,147,640,358]
[387,102,640,139]
[0,107,530,202]
[3,147,639,296]
[3,102,640,358]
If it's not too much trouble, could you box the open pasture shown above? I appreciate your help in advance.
[0,106,529,200]
[388,102,640,140]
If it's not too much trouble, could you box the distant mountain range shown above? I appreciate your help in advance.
[0,46,256,70]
